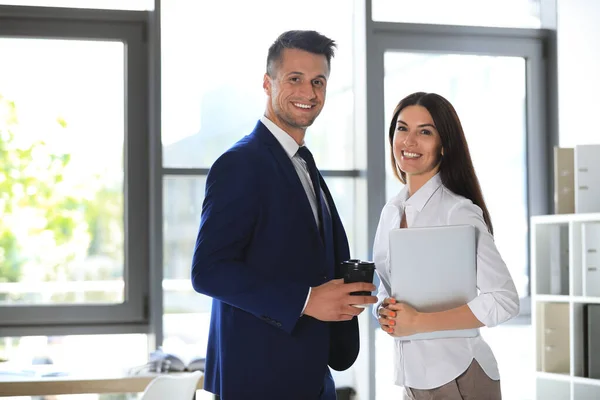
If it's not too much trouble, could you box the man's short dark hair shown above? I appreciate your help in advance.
[266,30,337,77]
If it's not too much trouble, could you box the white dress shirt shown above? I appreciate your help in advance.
[372,173,520,390]
[260,115,326,226]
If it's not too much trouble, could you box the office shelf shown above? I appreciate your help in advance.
[536,294,570,303]
[532,213,600,400]
[572,297,600,304]
[536,371,572,382]
[572,376,600,387]
[531,213,600,224]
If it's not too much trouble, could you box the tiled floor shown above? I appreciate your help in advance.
[375,323,534,400]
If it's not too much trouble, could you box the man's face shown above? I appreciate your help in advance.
[263,48,329,136]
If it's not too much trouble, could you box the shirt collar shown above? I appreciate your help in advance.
[388,173,443,212]
[260,115,301,159]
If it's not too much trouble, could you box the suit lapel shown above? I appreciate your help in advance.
[252,122,323,242]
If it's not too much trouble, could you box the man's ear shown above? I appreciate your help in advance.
[263,73,271,95]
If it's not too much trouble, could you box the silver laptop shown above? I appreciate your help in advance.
[389,224,479,341]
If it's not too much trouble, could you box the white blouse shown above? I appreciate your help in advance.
[372,173,520,390]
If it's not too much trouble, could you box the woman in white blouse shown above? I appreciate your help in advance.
[373,92,519,400]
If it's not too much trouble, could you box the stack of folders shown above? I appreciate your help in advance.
[554,144,600,214]
[582,223,600,297]
[582,222,600,379]
[575,144,600,213]
[554,147,575,214]
[539,302,570,374]
[584,304,600,379]
[549,224,569,295]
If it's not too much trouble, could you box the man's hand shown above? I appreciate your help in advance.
[303,279,377,321]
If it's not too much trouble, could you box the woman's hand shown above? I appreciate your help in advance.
[377,297,398,334]
[378,298,422,337]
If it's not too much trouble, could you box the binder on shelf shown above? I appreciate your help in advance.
[575,144,600,213]
[584,304,600,379]
[539,302,570,374]
[582,223,600,297]
[549,224,569,295]
[554,147,575,214]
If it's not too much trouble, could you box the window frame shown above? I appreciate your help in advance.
[0,5,151,335]
[365,21,554,304]
[362,11,558,400]
[0,2,557,399]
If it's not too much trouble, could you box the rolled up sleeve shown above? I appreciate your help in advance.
[448,200,520,327]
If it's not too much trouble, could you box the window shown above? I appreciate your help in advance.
[0,9,150,330]
[383,52,529,297]
[160,1,356,170]
[367,23,551,399]
[0,38,125,306]
[160,0,362,362]
[372,0,541,28]
[0,334,147,375]
[0,0,152,10]
[162,176,210,357]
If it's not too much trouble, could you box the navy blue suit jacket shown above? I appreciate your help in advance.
[191,121,359,399]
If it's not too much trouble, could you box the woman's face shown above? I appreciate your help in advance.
[393,105,443,181]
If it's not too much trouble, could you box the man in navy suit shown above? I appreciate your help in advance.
[191,30,377,399]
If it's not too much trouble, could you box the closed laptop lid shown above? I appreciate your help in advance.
[388,224,478,340]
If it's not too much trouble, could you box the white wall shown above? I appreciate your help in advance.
[557,0,600,147]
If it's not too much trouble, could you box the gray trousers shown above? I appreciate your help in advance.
[404,359,502,400]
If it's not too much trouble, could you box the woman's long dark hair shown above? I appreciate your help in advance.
[388,92,494,234]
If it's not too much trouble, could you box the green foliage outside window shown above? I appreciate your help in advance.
[0,93,123,303]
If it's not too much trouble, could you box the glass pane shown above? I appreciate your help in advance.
[0,334,209,400]
[161,0,355,170]
[163,176,210,311]
[163,176,211,361]
[372,0,541,28]
[0,334,146,375]
[0,0,152,9]
[163,177,357,259]
[162,174,359,357]
[0,38,125,305]
[324,177,357,257]
[383,52,528,298]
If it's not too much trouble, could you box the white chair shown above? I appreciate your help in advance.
[140,371,203,400]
